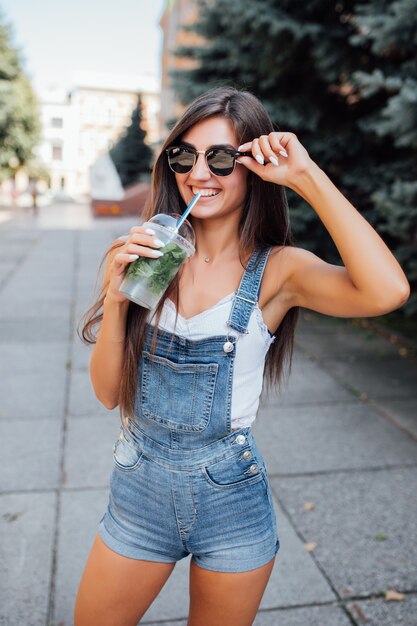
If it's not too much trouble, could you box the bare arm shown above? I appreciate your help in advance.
[89,290,129,410]
[89,226,165,409]
[282,164,410,316]
[238,133,410,317]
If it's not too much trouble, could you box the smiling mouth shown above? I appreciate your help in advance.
[192,186,221,197]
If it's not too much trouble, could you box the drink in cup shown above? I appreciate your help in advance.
[119,213,195,309]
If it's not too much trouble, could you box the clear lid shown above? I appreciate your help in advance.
[146,213,195,249]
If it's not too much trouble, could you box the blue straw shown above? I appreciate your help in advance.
[175,192,201,232]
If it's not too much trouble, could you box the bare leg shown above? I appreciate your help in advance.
[187,557,276,626]
[74,533,176,626]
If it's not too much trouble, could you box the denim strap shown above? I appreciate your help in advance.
[226,245,272,334]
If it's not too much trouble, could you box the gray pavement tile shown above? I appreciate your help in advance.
[0,260,19,283]
[68,370,118,417]
[252,403,417,475]
[74,302,99,328]
[0,293,72,318]
[54,488,110,626]
[373,398,417,440]
[253,605,353,626]
[0,317,69,342]
[347,594,417,625]
[273,467,417,597]
[76,269,106,289]
[0,368,67,419]
[321,357,417,400]
[0,278,73,296]
[10,258,73,277]
[78,228,116,245]
[0,243,35,261]
[11,261,75,277]
[70,339,93,370]
[0,343,67,373]
[261,499,336,608]
[296,329,402,360]
[0,418,62,492]
[5,281,73,297]
[0,230,39,243]
[0,491,56,626]
[76,285,101,305]
[64,415,121,489]
[260,355,354,408]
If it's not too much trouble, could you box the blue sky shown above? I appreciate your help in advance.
[0,0,167,89]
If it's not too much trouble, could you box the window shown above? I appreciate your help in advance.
[52,145,63,161]
[51,117,63,128]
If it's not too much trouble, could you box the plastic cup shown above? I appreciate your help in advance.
[119,213,195,309]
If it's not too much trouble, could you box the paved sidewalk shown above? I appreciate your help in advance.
[0,203,416,626]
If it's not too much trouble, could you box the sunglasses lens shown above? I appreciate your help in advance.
[167,147,195,173]
[206,149,235,176]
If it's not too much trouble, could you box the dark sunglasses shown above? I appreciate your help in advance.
[165,145,251,176]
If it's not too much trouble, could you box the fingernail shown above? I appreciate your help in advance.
[255,154,264,165]
[279,150,288,157]
[145,228,156,235]
[238,145,244,151]
[153,238,165,247]
[128,254,139,261]
[150,250,164,257]
[270,156,279,166]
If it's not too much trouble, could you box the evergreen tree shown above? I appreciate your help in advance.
[349,0,417,314]
[172,0,417,314]
[109,97,153,188]
[0,14,40,181]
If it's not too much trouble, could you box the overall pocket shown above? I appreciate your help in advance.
[112,430,145,472]
[201,448,265,490]
[139,351,219,432]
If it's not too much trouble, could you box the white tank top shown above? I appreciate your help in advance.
[147,294,276,430]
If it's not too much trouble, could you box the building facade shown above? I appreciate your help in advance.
[37,73,160,197]
[159,0,203,138]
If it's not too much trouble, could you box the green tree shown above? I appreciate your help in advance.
[0,14,40,181]
[349,0,417,314]
[109,97,153,188]
[172,0,417,314]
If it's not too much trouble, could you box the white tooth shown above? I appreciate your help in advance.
[194,188,220,197]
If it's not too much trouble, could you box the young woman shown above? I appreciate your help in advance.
[75,87,409,626]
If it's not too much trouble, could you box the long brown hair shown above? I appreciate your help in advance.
[79,87,299,425]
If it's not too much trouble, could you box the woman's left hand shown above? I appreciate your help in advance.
[237,132,314,188]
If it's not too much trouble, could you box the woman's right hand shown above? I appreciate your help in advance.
[104,225,165,304]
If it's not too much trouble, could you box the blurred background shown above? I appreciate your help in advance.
[0,2,416,625]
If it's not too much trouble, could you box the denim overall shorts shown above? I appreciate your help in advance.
[98,245,280,573]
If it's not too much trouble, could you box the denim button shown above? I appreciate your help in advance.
[242,450,252,460]
[235,434,246,444]
[249,464,259,473]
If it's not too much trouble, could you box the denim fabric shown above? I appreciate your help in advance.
[98,245,280,572]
